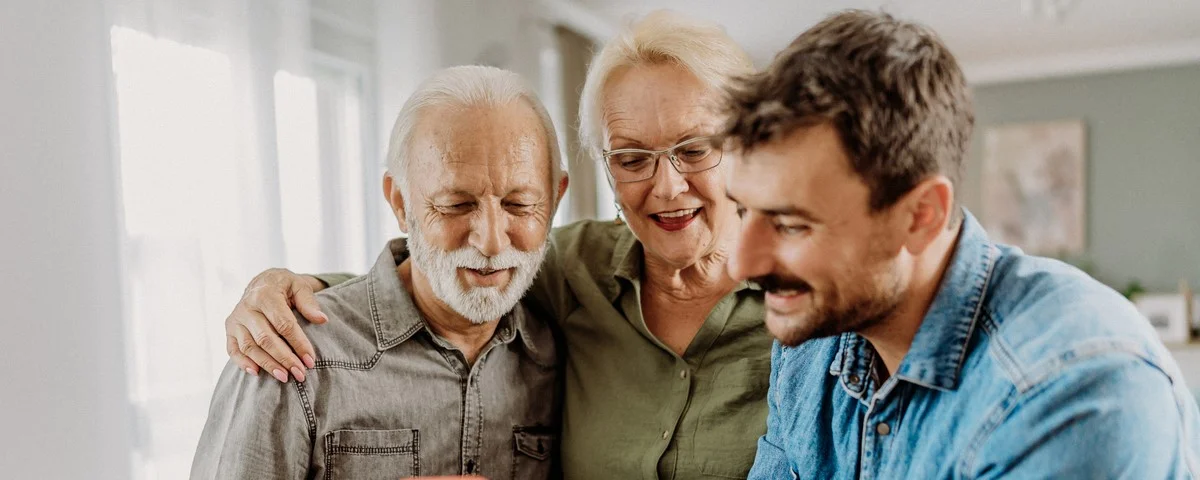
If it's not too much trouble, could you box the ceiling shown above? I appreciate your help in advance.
[574,0,1200,84]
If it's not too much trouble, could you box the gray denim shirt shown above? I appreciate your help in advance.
[191,238,561,480]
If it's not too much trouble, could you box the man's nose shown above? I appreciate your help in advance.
[729,214,774,282]
[468,202,511,257]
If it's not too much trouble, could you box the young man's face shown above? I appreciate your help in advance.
[726,122,912,346]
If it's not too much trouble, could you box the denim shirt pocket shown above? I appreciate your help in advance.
[513,426,557,479]
[324,428,419,480]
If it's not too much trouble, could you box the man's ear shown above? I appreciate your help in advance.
[555,173,569,209]
[899,176,953,255]
[382,174,409,234]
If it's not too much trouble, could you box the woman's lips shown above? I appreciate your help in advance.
[649,208,701,232]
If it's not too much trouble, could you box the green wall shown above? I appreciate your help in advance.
[963,65,1200,292]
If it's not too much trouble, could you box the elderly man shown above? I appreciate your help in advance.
[724,10,1200,479]
[191,65,568,480]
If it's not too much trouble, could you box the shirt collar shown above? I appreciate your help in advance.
[367,238,542,357]
[829,209,999,393]
[606,224,761,302]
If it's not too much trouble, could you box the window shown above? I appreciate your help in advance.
[110,22,375,479]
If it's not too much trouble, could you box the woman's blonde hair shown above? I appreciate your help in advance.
[577,10,754,159]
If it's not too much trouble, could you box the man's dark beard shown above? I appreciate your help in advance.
[752,273,902,346]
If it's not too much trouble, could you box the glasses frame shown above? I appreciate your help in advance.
[602,135,722,184]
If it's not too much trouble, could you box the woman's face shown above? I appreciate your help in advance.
[601,63,738,270]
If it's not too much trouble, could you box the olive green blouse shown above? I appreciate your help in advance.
[320,219,771,479]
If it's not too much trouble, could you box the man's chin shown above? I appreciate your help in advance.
[765,311,842,347]
[764,312,804,346]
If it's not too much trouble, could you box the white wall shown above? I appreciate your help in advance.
[0,1,135,478]
[373,0,545,148]
[372,0,552,236]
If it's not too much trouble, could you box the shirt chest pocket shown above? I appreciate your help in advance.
[512,427,557,479]
[324,428,419,480]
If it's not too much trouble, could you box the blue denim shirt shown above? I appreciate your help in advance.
[749,211,1200,479]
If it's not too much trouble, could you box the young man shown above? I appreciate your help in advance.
[723,9,1200,479]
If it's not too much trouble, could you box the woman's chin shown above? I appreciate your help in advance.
[642,243,709,270]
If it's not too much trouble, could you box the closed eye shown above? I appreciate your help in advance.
[774,222,810,235]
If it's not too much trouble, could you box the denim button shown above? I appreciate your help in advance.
[848,374,860,385]
[876,422,891,435]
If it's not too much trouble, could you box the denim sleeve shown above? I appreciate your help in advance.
[190,361,312,479]
[970,354,1195,479]
[748,342,792,480]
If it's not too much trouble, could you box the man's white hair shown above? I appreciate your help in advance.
[578,10,754,160]
[385,65,565,198]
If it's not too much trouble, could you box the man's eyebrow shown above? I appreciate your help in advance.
[726,192,821,223]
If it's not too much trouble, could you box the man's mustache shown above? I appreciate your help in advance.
[751,274,813,294]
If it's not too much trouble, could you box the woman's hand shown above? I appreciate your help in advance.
[225,268,330,382]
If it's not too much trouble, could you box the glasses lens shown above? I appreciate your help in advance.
[608,151,656,182]
[673,140,722,173]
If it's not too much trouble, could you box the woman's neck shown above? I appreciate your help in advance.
[641,240,739,303]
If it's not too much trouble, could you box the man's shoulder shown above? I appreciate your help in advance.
[981,248,1167,387]
[304,275,385,364]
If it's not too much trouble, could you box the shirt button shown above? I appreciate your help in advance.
[847,374,860,385]
[876,423,891,436]
[662,430,670,440]
[679,369,688,379]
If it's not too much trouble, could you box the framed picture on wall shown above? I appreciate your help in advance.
[1134,293,1192,345]
[1192,294,1200,338]
[981,119,1087,256]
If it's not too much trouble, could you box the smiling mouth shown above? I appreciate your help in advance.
[769,286,812,297]
[469,267,506,276]
[650,208,701,222]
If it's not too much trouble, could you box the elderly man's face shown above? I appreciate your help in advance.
[391,102,561,323]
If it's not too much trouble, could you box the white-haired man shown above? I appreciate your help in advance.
[191,65,569,480]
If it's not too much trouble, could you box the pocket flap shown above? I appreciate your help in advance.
[327,428,417,452]
[513,429,555,461]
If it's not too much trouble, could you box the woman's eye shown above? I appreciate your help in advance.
[617,155,650,169]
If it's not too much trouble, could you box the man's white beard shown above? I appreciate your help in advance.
[405,217,547,324]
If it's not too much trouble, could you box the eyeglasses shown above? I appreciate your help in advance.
[602,136,723,183]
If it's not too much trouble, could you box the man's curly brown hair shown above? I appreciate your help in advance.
[722,9,973,217]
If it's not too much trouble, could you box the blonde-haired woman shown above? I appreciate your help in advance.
[225,11,770,478]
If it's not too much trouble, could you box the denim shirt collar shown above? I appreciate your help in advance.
[366,238,540,357]
[830,209,999,394]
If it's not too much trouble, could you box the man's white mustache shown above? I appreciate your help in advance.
[443,247,527,272]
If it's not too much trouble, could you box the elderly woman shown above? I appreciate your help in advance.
[224,11,769,479]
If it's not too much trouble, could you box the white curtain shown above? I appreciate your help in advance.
[107,0,375,477]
